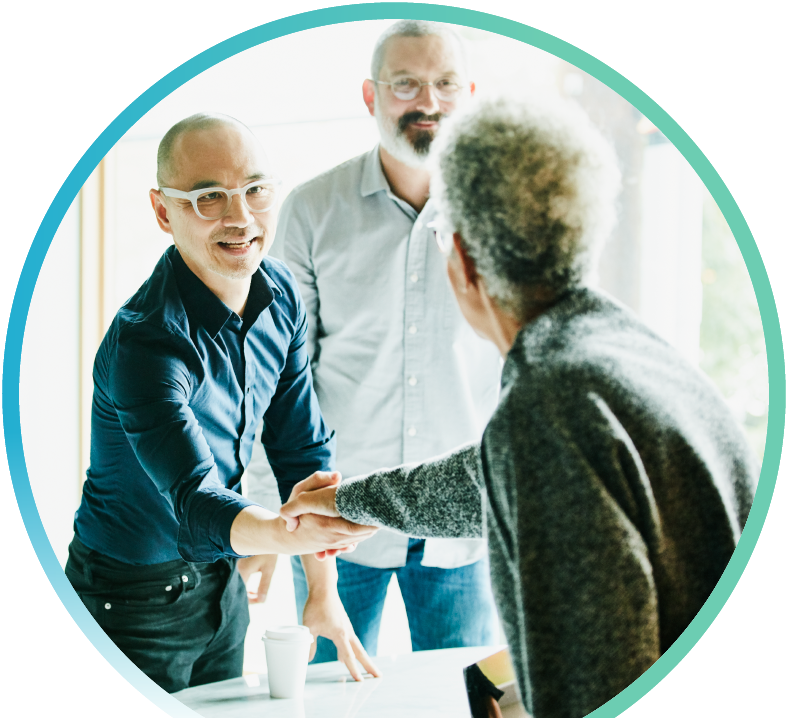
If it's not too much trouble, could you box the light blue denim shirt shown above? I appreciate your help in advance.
[245,147,501,569]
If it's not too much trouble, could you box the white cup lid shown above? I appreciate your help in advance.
[264,625,314,643]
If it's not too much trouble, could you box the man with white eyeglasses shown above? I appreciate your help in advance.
[246,20,502,662]
[65,113,379,693]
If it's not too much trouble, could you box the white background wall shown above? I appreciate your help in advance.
[1,2,785,717]
[19,201,81,567]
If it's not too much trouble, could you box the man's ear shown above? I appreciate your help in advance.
[150,189,174,236]
[362,78,376,117]
[469,81,476,97]
[452,232,479,287]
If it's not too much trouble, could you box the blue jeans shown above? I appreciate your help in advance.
[292,538,497,663]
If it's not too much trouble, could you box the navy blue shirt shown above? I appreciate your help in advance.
[74,246,335,565]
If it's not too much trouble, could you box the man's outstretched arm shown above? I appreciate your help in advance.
[229,503,376,556]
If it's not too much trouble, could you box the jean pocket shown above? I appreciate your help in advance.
[117,580,186,609]
[81,578,185,623]
[85,588,191,635]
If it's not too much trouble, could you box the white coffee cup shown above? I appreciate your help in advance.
[262,625,314,699]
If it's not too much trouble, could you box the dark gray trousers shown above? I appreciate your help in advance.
[65,534,249,693]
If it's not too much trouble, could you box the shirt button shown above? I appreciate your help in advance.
[407,426,417,437]
[410,273,419,283]
[408,376,417,386]
[165,585,172,592]
[182,575,189,583]
[408,325,417,334]
[104,603,111,610]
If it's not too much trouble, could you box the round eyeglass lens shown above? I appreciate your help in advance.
[390,78,460,102]
[195,190,230,219]
[391,79,421,100]
[433,80,460,101]
[195,183,277,219]
[244,183,277,212]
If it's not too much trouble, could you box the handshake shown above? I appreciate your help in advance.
[279,471,375,561]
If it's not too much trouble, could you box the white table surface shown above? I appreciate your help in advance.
[174,646,501,717]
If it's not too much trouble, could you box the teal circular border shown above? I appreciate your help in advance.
[3,4,784,716]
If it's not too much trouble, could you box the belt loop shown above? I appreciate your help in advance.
[83,550,96,585]
[186,562,202,590]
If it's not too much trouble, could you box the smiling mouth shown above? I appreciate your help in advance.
[218,237,256,249]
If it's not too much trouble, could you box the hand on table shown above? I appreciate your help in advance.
[237,554,278,604]
[302,585,381,682]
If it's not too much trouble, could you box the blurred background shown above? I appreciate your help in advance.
[19,19,767,674]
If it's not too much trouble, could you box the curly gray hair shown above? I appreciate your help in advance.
[430,98,621,320]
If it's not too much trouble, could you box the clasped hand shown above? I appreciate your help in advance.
[281,471,374,560]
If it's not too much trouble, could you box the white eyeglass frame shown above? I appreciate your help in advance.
[427,220,455,255]
[373,77,463,102]
[159,178,282,220]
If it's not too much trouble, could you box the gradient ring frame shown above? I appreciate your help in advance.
[3,4,784,717]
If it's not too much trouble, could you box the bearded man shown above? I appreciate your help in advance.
[245,20,502,661]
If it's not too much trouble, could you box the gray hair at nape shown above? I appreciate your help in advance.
[430,97,622,321]
[369,20,468,81]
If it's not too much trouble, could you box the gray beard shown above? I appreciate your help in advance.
[375,110,433,169]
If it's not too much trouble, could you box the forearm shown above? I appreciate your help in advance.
[234,500,376,557]
[335,443,484,538]
[300,554,338,599]
[229,505,289,555]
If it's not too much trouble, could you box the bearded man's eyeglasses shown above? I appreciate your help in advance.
[374,77,462,102]
[159,179,282,220]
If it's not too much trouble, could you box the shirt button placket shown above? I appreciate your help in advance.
[240,346,254,463]
[403,216,429,464]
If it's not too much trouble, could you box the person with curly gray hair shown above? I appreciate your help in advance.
[281,99,757,718]
[430,97,620,320]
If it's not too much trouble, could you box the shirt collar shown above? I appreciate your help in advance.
[171,248,277,339]
[359,145,436,224]
[360,145,391,198]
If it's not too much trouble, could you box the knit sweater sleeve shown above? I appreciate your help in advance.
[334,443,484,538]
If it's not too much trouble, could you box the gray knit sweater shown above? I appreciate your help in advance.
[336,287,757,718]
